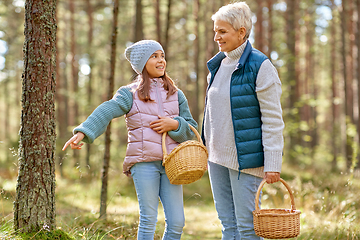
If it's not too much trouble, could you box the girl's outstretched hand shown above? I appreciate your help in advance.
[150,116,179,134]
[62,132,85,151]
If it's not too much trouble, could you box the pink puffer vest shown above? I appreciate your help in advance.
[123,79,179,172]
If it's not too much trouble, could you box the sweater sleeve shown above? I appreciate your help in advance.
[255,59,284,173]
[73,86,133,143]
[167,89,198,143]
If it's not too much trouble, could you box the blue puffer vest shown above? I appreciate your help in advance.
[202,42,268,170]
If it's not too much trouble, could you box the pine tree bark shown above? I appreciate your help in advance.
[99,0,119,219]
[14,0,57,232]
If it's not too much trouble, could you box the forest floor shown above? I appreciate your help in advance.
[1,162,360,239]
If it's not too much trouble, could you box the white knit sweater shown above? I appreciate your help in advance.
[204,41,284,178]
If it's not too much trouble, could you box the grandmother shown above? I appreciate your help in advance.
[201,2,285,239]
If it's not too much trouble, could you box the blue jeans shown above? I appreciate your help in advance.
[131,161,185,240]
[208,161,263,240]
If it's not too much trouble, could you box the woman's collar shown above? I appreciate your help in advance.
[225,40,248,60]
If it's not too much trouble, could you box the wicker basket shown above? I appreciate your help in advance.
[253,178,301,239]
[162,124,208,185]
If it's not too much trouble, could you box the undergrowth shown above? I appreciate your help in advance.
[1,162,360,239]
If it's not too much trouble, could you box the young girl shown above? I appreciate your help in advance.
[62,40,197,240]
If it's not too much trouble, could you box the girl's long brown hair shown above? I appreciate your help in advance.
[135,68,177,102]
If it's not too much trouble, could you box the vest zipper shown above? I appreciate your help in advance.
[154,79,167,153]
[154,79,164,116]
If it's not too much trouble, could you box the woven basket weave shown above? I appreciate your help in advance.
[162,124,208,185]
[253,178,301,239]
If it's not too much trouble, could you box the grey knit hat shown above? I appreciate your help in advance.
[124,40,164,74]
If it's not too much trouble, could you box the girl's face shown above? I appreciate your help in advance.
[213,19,246,52]
[145,50,166,78]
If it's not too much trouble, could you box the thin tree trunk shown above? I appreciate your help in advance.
[331,0,339,171]
[55,0,66,177]
[154,0,161,43]
[85,0,94,170]
[267,0,273,58]
[69,0,79,165]
[347,0,355,125]
[58,13,70,176]
[14,0,57,232]
[286,0,300,162]
[304,7,315,149]
[255,0,264,52]
[163,0,172,55]
[183,0,191,97]
[4,78,10,163]
[341,0,353,168]
[357,0,360,167]
[193,0,200,124]
[100,0,119,219]
[204,0,217,95]
[134,0,143,42]
[69,0,79,126]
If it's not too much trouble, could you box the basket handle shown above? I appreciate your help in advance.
[254,178,297,212]
[162,124,202,162]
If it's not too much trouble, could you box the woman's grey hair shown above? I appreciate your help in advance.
[211,2,252,40]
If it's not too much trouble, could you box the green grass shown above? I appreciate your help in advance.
[1,162,360,239]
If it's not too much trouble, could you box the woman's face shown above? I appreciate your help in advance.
[213,20,246,52]
[145,50,166,78]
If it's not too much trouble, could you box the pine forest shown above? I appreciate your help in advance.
[1,0,360,239]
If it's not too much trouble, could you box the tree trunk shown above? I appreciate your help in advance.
[155,0,162,43]
[347,0,355,125]
[204,0,218,94]
[266,0,273,58]
[100,0,119,219]
[4,78,10,163]
[69,0,79,126]
[69,0,80,165]
[183,0,191,97]
[163,0,172,55]
[60,16,70,175]
[357,0,360,167]
[255,0,264,53]
[134,0,144,42]
[14,0,57,232]
[341,0,353,169]
[330,0,340,171]
[85,0,94,170]
[285,0,300,162]
[193,0,200,124]
[304,6,316,150]
[55,0,66,177]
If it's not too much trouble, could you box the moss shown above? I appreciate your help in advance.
[18,229,74,240]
